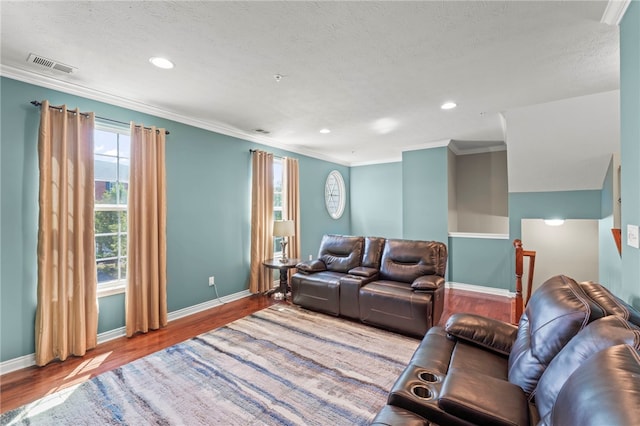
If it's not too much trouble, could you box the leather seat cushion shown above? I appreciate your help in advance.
[291,271,344,315]
[360,281,432,337]
[438,368,528,426]
[449,341,509,381]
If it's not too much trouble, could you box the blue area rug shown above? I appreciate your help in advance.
[1,305,419,425]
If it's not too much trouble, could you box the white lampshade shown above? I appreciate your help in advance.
[273,220,295,237]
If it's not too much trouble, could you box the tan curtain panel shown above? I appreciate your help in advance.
[35,100,98,366]
[283,157,301,262]
[125,122,167,337]
[249,150,274,293]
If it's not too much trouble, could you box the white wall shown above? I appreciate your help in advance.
[522,219,599,299]
[505,90,620,193]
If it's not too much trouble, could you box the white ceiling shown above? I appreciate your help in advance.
[0,1,622,191]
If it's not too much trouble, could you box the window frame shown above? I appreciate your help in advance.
[94,123,130,298]
[273,157,284,257]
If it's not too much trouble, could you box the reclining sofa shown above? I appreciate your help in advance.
[372,274,640,425]
[291,235,447,337]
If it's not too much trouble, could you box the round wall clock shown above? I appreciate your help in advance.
[325,170,346,219]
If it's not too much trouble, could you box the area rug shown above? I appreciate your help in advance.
[1,305,420,425]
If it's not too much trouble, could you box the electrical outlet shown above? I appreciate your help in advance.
[308,254,312,261]
[208,276,215,286]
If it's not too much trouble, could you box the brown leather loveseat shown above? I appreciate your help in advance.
[372,274,640,425]
[291,235,447,337]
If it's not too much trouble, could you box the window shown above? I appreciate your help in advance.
[94,127,130,297]
[273,158,283,255]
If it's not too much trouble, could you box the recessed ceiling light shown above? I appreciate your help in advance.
[441,102,457,110]
[149,57,174,69]
[320,128,331,134]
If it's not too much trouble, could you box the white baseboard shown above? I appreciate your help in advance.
[446,281,515,298]
[0,353,36,375]
[167,290,251,321]
[0,289,252,376]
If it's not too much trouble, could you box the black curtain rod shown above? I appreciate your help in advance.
[30,101,170,135]
[249,149,285,159]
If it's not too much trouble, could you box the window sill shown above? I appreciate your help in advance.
[97,280,126,298]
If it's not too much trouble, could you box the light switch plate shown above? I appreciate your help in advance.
[627,224,639,248]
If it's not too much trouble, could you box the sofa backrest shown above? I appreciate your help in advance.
[539,344,640,426]
[534,315,640,420]
[507,275,606,396]
[580,281,640,327]
[317,235,364,273]
[378,239,447,283]
[361,237,385,269]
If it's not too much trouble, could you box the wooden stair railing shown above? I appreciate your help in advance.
[513,239,536,324]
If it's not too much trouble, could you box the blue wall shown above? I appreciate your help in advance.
[350,162,402,238]
[0,76,349,362]
[599,158,623,295]
[620,1,640,309]
[448,237,511,289]
[402,147,449,245]
[508,190,603,241]
[297,157,351,259]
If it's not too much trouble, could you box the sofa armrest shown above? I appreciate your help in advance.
[444,313,518,356]
[348,266,378,278]
[438,368,528,426]
[411,275,445,291]
[295,259,327,274]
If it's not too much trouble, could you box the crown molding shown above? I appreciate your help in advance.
[449,143,507,156]
[1,65,351,167]
[401,139,452,153]
[350,157,403,167]
[601,0,631,25]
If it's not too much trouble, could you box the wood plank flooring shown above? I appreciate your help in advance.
[0,289,510,414]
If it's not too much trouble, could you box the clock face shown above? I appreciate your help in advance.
[325,170,346,219]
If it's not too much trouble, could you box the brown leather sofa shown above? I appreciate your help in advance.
[291,235,447,337]
[372,274,640,425]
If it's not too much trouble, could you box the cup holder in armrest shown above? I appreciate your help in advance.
[417,371,438,383]
[411,385,433,400]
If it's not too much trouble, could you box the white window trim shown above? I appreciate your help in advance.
[95,203,127,297]
[94,125,129,298]
[97,280,126,298]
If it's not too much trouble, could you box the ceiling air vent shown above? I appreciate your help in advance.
[27,53,76,74]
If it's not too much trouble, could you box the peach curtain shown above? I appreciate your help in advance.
[125,123,167,337]
[35,100,98,366]
[249,150,274,293]
[283,157,301,262]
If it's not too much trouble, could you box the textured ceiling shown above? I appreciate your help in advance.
[0,1,621,189]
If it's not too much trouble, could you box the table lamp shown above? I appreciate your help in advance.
[273,220,295,262]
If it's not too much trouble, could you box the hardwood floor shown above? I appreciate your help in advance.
[0,289,510,414]
[440,288,513,324]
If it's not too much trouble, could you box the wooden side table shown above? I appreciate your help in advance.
[263,258,301,300]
